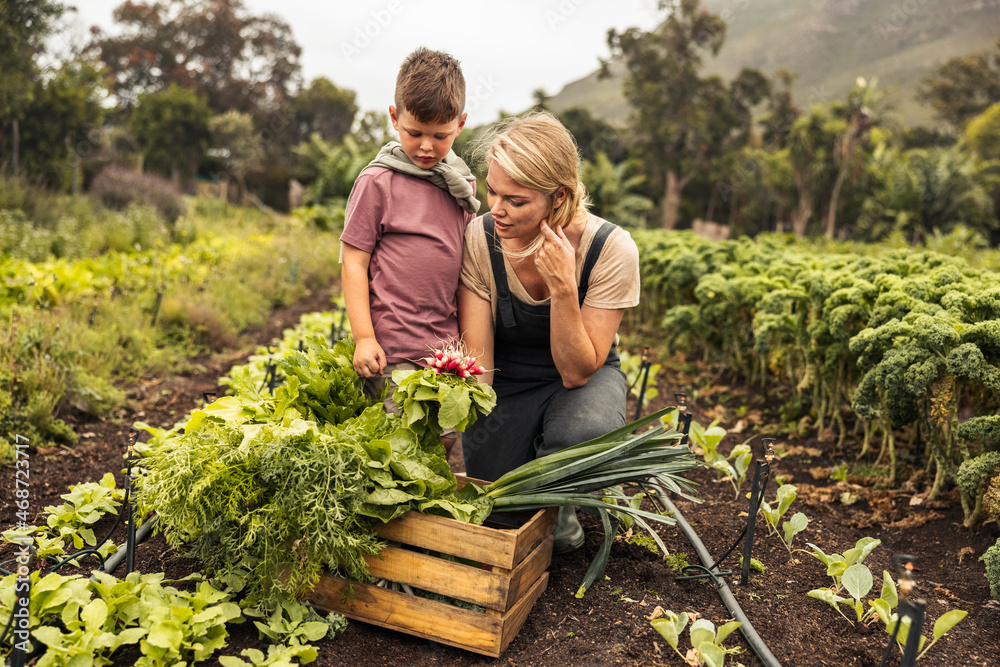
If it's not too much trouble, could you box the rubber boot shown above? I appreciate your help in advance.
[552,505,584,554]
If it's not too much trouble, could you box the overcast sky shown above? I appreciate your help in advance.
[64,0,664,121]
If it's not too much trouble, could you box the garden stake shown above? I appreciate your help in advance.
[125,428,139,575]
[740,460,766,585]
[335,306,347,341]
[150,289,163,327]
[895,554,926,667]
[633,346,652,421]
[675,393,692,446]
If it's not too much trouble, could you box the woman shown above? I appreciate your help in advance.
[459,112,640,552]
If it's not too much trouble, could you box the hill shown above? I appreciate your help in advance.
[548,0,1000,127]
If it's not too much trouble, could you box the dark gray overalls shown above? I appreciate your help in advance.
[462,214,627,482]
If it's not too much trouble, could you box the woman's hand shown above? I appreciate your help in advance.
[535,221,576,298]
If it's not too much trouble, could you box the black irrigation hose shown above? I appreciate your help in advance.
[652,484,784,667]
[94,515,157,578]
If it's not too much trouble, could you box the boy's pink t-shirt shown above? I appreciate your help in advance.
[340,166,474,364]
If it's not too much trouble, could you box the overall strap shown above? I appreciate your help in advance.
[483,213,518,328]
[577,220,616,304]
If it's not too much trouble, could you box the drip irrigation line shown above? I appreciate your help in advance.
[652,483,783,667]
[93,515,157,578]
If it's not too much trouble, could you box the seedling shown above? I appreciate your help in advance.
[651,610,743,667]
[759,484,809,552]
[867,554,968,662]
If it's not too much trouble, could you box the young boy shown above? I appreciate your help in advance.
[340,48,479,450]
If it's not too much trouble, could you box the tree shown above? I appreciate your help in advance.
[557,106,627,164]
[532,88,551,112]
[606,0,768,229]
[351,110,393,152]
[18,59,106,190]
[965,101,1000,161]
[89,0,302,119]
[293,77,357,144]
[0,0,67,174]
[129,84,211,184]
[824,78,885,238]
[210,110,264,199]
[859,147,998,244]
[581,152,653,226]
[786,106,841,237]
[917,38,1000,129]
[758,68,801,149]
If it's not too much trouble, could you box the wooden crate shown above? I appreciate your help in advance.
[308,479,556,657]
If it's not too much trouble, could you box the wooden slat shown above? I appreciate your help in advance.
[508,507,556,566]
[362,546,512,611]
[504,535,553,606]
[375,511,520,568]
[375,506,553,570]
[309,575,505,657]
[499,572,549,655]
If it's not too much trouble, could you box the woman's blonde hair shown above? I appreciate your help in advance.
[470,112,589,257]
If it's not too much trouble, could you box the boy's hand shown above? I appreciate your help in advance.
[354,338,386,377]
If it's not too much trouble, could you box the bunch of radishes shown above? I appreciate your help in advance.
[422,342,484,378]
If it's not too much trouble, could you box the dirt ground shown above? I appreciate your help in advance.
[2,288,999,666]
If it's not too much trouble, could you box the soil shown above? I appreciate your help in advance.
[2,291,999,667]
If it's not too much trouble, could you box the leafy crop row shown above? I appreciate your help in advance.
[632,230,1000,526]
[0,206,341,463]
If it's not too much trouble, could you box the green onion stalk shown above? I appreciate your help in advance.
[457,409,704,597]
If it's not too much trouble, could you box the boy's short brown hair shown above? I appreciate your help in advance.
[395,47,466,124]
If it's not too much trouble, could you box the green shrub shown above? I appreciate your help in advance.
[90,166,186,223]
[157,295,237,352]
[982,538,1000,601]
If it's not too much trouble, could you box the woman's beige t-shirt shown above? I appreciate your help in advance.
[460,213,640,322]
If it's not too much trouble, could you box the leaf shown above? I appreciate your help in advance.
[932,610,967,639]
[112,627,147,649]
[698,642,725,667]
[689,618,715,649]
[807,542,831,566]
[651,618,681,650]
[715,619,741,644]
[842,563,874,602]
[81,598,108,630]
[782,512,809,546]
[438,384,472,430]
[844,536,880,567]
[298,620,331,642]
[808,588,848,608]
[145,620,183,650]
[869,598,892,625]
[880,570,898,608]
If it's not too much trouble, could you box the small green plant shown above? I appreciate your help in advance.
[739,556,765,574]
[43,472,125,549]
[869,601,967,662]
[664,552,691,575]
[681,417,752,498]
[651,610,743,667]
[807,537,880,592]
[830,461,849,482]
[218,644,319,666]
[629,533,660,555]
[244,596,340,646]
[759,484,809,552]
